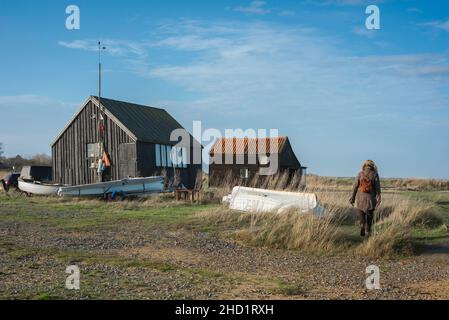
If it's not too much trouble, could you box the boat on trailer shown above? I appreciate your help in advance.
[18,180,63,196]
[57,176,165,198]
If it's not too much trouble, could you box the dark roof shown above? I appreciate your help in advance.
[94,96,186,145]
[52,96,201,147]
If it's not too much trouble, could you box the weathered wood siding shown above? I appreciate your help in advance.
[52,101,134,185]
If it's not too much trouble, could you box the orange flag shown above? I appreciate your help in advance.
[102,152,111,167]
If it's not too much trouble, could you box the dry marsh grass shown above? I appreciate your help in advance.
[197,175,444,258]
[356,225,414,258]
[306,175,449,191]
[244,211,347,253]
[199,199,442,258]
[385,178,449,191]
[356,198,443,258]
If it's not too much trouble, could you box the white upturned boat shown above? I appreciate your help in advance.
[57,176,165,197]
[18,180,63,196]
[223,186,326,216]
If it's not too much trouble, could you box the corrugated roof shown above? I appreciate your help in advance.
[209,137,288,155]
[95,96,186,145]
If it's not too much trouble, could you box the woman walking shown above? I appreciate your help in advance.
[350,160,381,237]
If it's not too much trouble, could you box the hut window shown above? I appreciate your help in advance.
[171,146,177,167]
[240,168,249,179]
[172,146,181,168]
[173,147,187,168]
[167,146,172,167]
[161,145,167,167]
[154,145,188,168]
[155,144,161,167]
[87,143,101,158]
[156,144,178,168]
[182,147,188,168]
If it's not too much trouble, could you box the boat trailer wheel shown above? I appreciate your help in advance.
[106,191,126,201]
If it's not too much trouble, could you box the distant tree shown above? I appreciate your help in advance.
[10,155,26,170]
[30,153,52,166]
[0,152,52,171]
[0,142,3,158]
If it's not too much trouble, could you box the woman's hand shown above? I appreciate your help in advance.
[376,195,382,208]
[349,197,355,206]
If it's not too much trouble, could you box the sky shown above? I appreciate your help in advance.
[0,0,449,178]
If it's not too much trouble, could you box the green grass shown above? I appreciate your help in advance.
[334,191,449,248]
[2,190,448,250]
[399,191,449,245]
[407,191,449,223]
[0,193,234,299]
[275,279,306,296]
[0,192,218,231]
[1,189,448,299]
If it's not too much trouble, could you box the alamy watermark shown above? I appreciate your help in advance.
[169,121,280,175]
[65,265,80,290]
[365,5,380,30]
[365,265,381,290]
[65,5,80,30]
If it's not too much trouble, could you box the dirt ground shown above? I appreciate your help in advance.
[0,193,448,300]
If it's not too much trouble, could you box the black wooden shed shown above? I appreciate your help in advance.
[51,96,201,188]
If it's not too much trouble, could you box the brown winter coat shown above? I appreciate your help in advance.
[350,170,381,213]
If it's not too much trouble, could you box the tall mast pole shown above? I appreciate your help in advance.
[97,41,106,143]
[98,41,104,115]
[98,41,106,182]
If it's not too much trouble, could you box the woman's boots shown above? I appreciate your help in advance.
[359,210,374,237]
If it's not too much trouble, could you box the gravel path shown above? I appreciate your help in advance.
[1,218,448,300]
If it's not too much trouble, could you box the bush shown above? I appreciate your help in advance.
[356,224,414,258]
[245,211,347,253]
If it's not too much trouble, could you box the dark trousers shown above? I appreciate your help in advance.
[358,209,374,234]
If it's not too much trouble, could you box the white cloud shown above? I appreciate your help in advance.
[58,40,93,51]
[303,0,380,6]
[143,20,449,116]
[57,20,449,177]
[406,7,423,14]
[58,39,149,58]
[353,54,449,76]
[59,20,449,119]
[278,10,296,17]
[0,95,73,108]
[233,1,270,15]
[58,20,449,120]
[419,19,449,33]
[352,26,377,38]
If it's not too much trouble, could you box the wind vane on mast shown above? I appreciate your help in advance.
[97,41,108,182]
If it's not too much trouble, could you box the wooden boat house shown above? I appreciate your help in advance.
[51,96,201,189]
[208,136,306,188]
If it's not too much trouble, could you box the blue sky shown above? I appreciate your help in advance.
[0,0,449,178]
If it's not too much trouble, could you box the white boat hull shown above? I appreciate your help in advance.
[223,186,326,216]
[58,176,165,197]
[18,180,62,196]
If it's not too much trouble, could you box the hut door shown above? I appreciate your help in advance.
[118,143,136,179]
